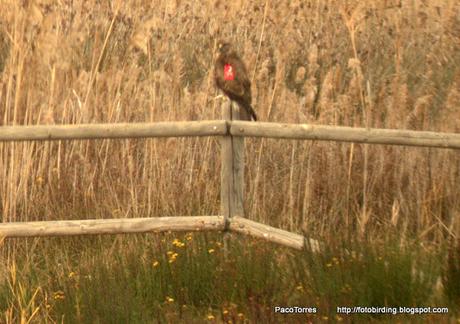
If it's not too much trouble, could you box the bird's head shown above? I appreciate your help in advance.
[217,41,232,55]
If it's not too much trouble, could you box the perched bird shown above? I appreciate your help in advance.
[214,41,257,121]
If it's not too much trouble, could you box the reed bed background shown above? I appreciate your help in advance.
[0,0,459,322]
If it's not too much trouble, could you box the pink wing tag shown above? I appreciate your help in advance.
[224,64,235,80]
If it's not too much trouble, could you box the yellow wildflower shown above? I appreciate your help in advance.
[168,252,179,263]
[172,238,185,248]
[53,291,65,300]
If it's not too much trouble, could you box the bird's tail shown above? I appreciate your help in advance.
[241,102,258,121]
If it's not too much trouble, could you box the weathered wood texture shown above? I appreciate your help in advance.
[231,103,245,218]
[230,121,460,149]
[1,120,459,149]
[0,121,227,141]
[221,103,232,224]
[220,101,245,227]
[1,119,458,249]
[0,216,224,237]
[230,216,321,252]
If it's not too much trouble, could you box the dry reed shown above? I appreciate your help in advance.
[0,0,458,244]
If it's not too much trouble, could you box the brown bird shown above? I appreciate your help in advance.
[214,41,257,121]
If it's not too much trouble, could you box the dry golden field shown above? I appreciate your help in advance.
[0,0,459,240]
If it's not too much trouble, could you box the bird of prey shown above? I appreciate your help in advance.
[214,41,257,121]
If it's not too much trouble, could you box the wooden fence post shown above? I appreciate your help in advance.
[221,101,245,254]
[221,101,245,222]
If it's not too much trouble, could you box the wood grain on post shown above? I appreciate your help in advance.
[220,102,232,225]
[220,101,245,226]
[231,103,245,218]
[0,216,224,238]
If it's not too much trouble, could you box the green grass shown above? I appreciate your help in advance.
[0,233,457,323]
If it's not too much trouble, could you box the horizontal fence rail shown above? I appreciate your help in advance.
[0,215,320,251]
[230,121,460,149]
[0,120,459,149]
[230,216,321,252]
[1,114,459,250]
[0,121,227,141]
[0,216,225,237]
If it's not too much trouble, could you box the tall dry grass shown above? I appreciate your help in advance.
[0,0,459,244]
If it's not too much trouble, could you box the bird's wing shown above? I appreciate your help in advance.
[228,56,250,86]
[224,80,246,98]
[227,55,251,100]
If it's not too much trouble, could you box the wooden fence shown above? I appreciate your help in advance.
[0,102,459,250]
